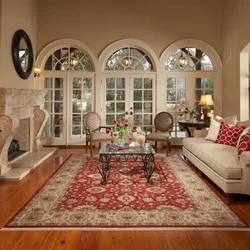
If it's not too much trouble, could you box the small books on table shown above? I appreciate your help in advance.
[110,144,129,150]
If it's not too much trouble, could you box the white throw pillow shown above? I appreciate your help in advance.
[215,115,237,125]
[204,119,221,142]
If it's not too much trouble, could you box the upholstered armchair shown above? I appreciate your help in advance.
[83,112,113,156]
[145,112,173,156]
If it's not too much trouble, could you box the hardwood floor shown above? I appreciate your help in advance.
[0,146,250,250]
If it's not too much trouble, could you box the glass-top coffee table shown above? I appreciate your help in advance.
[98,143,156,184]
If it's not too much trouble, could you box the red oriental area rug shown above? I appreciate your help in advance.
[3,154,247,230]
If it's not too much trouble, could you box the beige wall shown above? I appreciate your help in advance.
[0,0,37,89]
[222,0,250,119]
[36,0,223,58]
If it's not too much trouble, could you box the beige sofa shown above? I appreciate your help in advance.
[183,130,250,196]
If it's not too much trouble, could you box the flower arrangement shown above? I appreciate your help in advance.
[178,107,202,121]
[106,119,133,145]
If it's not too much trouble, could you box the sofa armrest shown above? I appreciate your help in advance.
[239,151,250,167]
[193,129,209,138]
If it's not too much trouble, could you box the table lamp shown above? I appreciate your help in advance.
[199,95,214,119]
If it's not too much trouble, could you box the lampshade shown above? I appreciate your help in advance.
[198,95,214,106]
[199,95,214,119]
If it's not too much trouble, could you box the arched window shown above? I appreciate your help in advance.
[37,40,97,146]
[105,47,154,71]
[165,47,213,71]
[44,47,94,71]
[162,42,221,142]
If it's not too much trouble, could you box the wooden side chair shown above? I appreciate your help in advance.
[145,112,173,156]
[83,112,113,156]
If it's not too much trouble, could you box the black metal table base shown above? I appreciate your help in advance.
[98,154,156,184]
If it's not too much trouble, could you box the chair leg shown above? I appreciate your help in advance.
[155,142,158,153]
[166,141,169,156]
[86,141,88,153]
[90,142,93,156]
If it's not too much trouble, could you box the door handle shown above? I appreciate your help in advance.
[130,111,133,115]
[125,111,129,115]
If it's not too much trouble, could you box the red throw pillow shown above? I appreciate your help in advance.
[215,121,245,147]
[237,132,250,160]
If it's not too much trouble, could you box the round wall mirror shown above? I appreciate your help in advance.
[11,29,34,79]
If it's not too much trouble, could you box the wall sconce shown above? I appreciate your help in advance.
[34,67,41,78]
[199,94,214,119]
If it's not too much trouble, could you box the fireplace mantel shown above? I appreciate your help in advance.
[0,87,47,115]
[0,87,57,180]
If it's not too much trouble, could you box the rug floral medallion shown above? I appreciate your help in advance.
[4,154,246,229]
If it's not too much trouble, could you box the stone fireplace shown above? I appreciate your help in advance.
[0,87,57,180]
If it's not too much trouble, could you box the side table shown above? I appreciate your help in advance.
[178,119,210,137]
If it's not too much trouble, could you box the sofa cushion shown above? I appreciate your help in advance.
[236,120,250,127]
[202,149,241,179]
[183,137,211,153]
[215,121,245,147]
[183,137,242,179]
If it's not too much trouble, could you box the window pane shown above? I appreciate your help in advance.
[134,102,142,113]
[134,90,142,101]
[144,102,152,113]
[134,78,142,89]
[106,114,115,125]
[106,102,115,113]
[54,102,63,113]
[72,127,81,135]
[144,114,152,125]
[177,78,185,88]
[83,78,92,88]
[117,78,125,88]
[116,90,125,101]
[72,115,81,125]
[73,90,81,100]
[133,114,142,125]
[54,90,63,101]
[55,78,63,88]
[144,90,152,101]
[167,78,176,88]
[167,90,176,101]
[144,78,152,89]
[44,78,53,88]
[116,102,125,113]
[83,90,92,101]
[106,78,115,88]
[177,90,185,101]
[73,78,81,88]
[106,90,115,101]
[72,102,81,113]
[45,90,53,101]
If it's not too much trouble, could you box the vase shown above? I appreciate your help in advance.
[135,133,146,145]
[189,116,196,122]
[118,131,125,145]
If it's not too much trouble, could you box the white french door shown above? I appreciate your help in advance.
[42,72,94,145]
[68,73,94,145]
[165,73,190,144]
[165,72,215,143]
[103,73,155,130]
[43,73,67,145]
